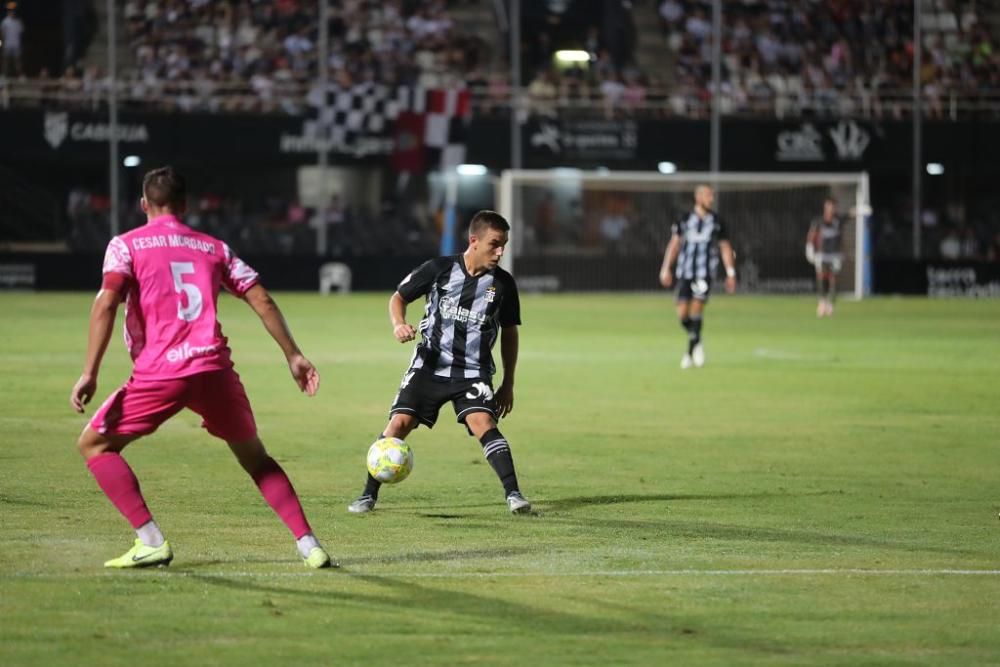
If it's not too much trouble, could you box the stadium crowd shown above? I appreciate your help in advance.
[119,0,487,112]
[2,0,489,113]
[3,0,1000,120]
[658,0,998,118]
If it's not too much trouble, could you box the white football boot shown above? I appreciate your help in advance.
[692,343,705,368]
[506,491,532,514]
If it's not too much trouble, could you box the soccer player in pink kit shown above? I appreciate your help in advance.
[69,166,334,569]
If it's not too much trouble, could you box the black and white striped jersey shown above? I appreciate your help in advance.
[810,216,844,257]
[397,255,521,380]
[671,209,728,281]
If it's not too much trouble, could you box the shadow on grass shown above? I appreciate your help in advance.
[541,513,978,557]
[175,558,293,569]
[541,489,843,512]
[395,489,842,512]
[0,494,50,507]
[524,490,980,556]
[184,569,689,641]
[355,545,540,566]
[168,546,543,571]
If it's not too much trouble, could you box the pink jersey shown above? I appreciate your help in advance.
[102,214,260,380]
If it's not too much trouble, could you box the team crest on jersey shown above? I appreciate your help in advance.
[484,286,496,303]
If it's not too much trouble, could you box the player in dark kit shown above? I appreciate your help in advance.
[347,210,531,514]
[806,197,844,317]
[658,185,737,369]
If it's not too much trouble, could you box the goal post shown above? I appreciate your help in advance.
[497,170,871,299]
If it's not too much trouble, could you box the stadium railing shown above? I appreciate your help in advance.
[3,77,1000,120]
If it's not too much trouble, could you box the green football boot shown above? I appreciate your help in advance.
[104,539,173,568]
[303,546,338,569]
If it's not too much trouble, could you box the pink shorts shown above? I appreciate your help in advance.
[91,367,257,442]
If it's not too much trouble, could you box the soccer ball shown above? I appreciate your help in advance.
[366,437,414,484]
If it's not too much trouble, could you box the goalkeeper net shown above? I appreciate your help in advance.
[497,170,870,298]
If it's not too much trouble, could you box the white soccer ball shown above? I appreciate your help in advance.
[366,437,414,484]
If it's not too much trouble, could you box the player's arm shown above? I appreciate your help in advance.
[389,291,417,343]
[242,284,319,396]
[70,286,124,413]
[719,239,737,293]
[805,223,818,264]
[659,234,681,288]
[495,325,518,418]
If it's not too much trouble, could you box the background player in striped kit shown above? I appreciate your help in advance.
[659,185,737,369]
[806,197,845,317]
[347,211,531,515]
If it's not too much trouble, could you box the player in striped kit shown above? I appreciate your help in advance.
[347,211,531,515]
[806,197,844,317]
[659,185,737,369]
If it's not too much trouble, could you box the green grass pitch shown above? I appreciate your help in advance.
[1,292,999,665]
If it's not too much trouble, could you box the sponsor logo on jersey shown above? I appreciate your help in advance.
[166,341,221,363]
[439,296,487,325]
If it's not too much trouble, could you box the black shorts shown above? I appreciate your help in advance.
[389,369,497,430]
[676,278,712,303]
[816,254,843,274]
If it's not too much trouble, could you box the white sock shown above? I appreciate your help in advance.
[136,520,165,547]
[296,533,320,558]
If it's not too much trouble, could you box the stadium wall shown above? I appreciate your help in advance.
[874,260,1000,297]
[3,110,1000,173]
[6,251,999,297]
[0,252,423,292]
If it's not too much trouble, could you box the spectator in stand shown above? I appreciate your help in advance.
[939,226,961,260]
[599,71,625,118]
[987,231,1000,262]
[1,3,24,78]
[658,0,683,33]
[528,68,558,117]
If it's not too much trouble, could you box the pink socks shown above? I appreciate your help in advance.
[252,457,312,539]
[87,452,312,541]
[86,453,153,529]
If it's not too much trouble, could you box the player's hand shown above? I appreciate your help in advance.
[660,271,674,288]
[288,354,320,396]
[725,276,737,293]
[70,373,97,413]
[495,381,514,419]
[393,323,416,343]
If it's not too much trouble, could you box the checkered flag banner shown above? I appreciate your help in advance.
[304,83,470,156]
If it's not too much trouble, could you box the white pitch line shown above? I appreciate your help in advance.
[752,347,832,362]
[5,569,1000,580]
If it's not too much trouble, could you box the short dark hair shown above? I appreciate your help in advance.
[824,196,837,205]
[468,210,510,237]
[142,166,186,210]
